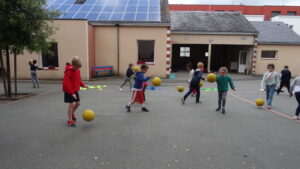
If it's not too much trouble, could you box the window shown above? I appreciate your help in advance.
[74,0,86,4]
[41,42,59,67]
[180,47,190,57]
[138,40,154,63]
[261,51,277,59]
[287,11,296,15]
[271,11,281,17]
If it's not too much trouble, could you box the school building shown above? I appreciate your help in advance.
[9,0,300,80]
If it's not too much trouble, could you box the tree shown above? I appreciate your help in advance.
[0,0,58,97]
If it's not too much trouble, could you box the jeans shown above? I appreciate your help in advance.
[266,84,276,106]
[218,91,228,109]
[120,77,132,89]
[295,92,300,116]
[184,85,200,102]
[31,71,39,88]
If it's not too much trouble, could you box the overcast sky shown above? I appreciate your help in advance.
[169,0,300,6]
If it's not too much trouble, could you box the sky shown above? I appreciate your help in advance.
[168,0,300,6]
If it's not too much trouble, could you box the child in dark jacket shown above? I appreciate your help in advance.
[126,64,151,112]
[216,67,235,114]
[182,62,205,104]
[277,65,292,95]
[29,60,40,88]
[120,63,134,91]
[63,57,88,127]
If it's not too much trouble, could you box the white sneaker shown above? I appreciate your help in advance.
[119,88,123,91]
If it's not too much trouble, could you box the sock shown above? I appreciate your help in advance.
[142,103,146,108]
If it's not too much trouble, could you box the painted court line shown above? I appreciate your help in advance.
[229,93,299,122]
[0,89,57,108]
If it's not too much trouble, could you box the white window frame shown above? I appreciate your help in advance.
[180,47,190,57]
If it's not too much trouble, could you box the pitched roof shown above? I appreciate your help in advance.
[171,11,258,35]
[251,21,300,45]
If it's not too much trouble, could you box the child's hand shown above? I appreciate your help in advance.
[84,85,88,88]
[72,94,77,100]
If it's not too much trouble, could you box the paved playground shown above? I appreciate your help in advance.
[0,77,299,169]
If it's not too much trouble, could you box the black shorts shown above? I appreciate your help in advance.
[64,92,80,103]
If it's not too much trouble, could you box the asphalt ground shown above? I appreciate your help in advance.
[0,78,299,169]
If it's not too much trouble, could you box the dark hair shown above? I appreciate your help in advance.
[186,63,192,69]
[66,62,70,65]
[33,60,37,64]
[267,64,275,69]
[284,65,289,69]
[129,63,133,67]
[141,64,149,70]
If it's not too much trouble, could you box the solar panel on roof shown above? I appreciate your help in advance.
[47,0,161,22]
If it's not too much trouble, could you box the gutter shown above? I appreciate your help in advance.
[171,31,259,36]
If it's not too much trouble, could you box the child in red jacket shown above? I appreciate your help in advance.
[63,57,87,127]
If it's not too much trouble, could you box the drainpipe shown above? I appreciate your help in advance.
[116,24,120,75]
[207,43,212,72]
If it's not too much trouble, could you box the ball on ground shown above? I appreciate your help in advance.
[82,109,95,122]
[255,98,265,107]
[199,81,204,87]
[152,77,162,87]
[177,86,184,92]
[133,66,139,72]
[207,73,217,83]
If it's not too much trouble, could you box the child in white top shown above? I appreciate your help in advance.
[290,76,300,120]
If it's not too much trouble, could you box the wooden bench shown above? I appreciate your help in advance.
[91,66,113,78]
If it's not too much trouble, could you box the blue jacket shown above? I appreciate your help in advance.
[134,71,151,89]
[190,70,204,87]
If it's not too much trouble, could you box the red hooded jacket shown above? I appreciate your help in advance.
[63,65,85,95]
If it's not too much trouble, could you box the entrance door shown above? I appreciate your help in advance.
[238,51,247,73]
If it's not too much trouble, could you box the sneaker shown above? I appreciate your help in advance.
[142,107,149,112]
[181,98,185,105]
[216,108,221,111]
[72,114,77,122]
[221,108,226,114]
[119,88,123,91]
[126,105,131,112]
[196,101,202,104]
[68,120,76,127]
[292,116,299,120]
[265,105,271,109]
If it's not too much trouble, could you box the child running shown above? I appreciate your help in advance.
[260,64,280,109]
[276,65,292,95]
[29,60,40,88]
[126,64,151,112]
[181,62,205,104]
[216,67,235,114]
[120,63,134,91]
[63,57,88,127]
[290,75,300,120]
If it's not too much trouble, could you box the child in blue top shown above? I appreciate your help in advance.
[126,64,151,112]
[216,67,235,114]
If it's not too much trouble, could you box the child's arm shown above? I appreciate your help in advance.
[143,76,151,82]
[228,76,235,91]
[260,73,267,90]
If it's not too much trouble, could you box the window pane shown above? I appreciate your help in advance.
[180,47,185,52]
[185,52,190,57]
[271,11,281,17]
[42,42,59,67]
[261,51,276,59]
[138,40,155,62]
[186,47,190,52]
[288,11,296,15]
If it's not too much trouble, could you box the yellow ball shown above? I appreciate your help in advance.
[207,73,217,83]
[199,81,204,87]
[152,77,162,87]
[82,109,95,122]
[177,86,184,92]
[133,66,139,72]
[255,98,265,107]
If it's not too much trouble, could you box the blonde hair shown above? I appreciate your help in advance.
[219,67,228,74]
[197,62,204,68]
[71,56,82,68]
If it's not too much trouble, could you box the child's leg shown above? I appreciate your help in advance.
[120,77,128,88]
[31,72,36,87]
[129,77,133,89]
[277,82,283,94]
[195,87,200,103]
[268,85,276,106]
[183,87,193,101]
[266,85,270,105]
[72,102,80,114]
[221,91,228,108]
[217,91,222,109]
[286,81,291,93]
[295,92,300,117]
[127,90,137,106]
[68,103,74,121]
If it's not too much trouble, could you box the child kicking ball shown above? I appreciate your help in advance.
[126,64,152,112]
[215,67,235,114]
[63,57,88,127]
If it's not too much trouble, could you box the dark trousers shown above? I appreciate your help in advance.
[277,80,290,94]
[295,92,300,116]
[218,91,228,109]
[184,85,200,102]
